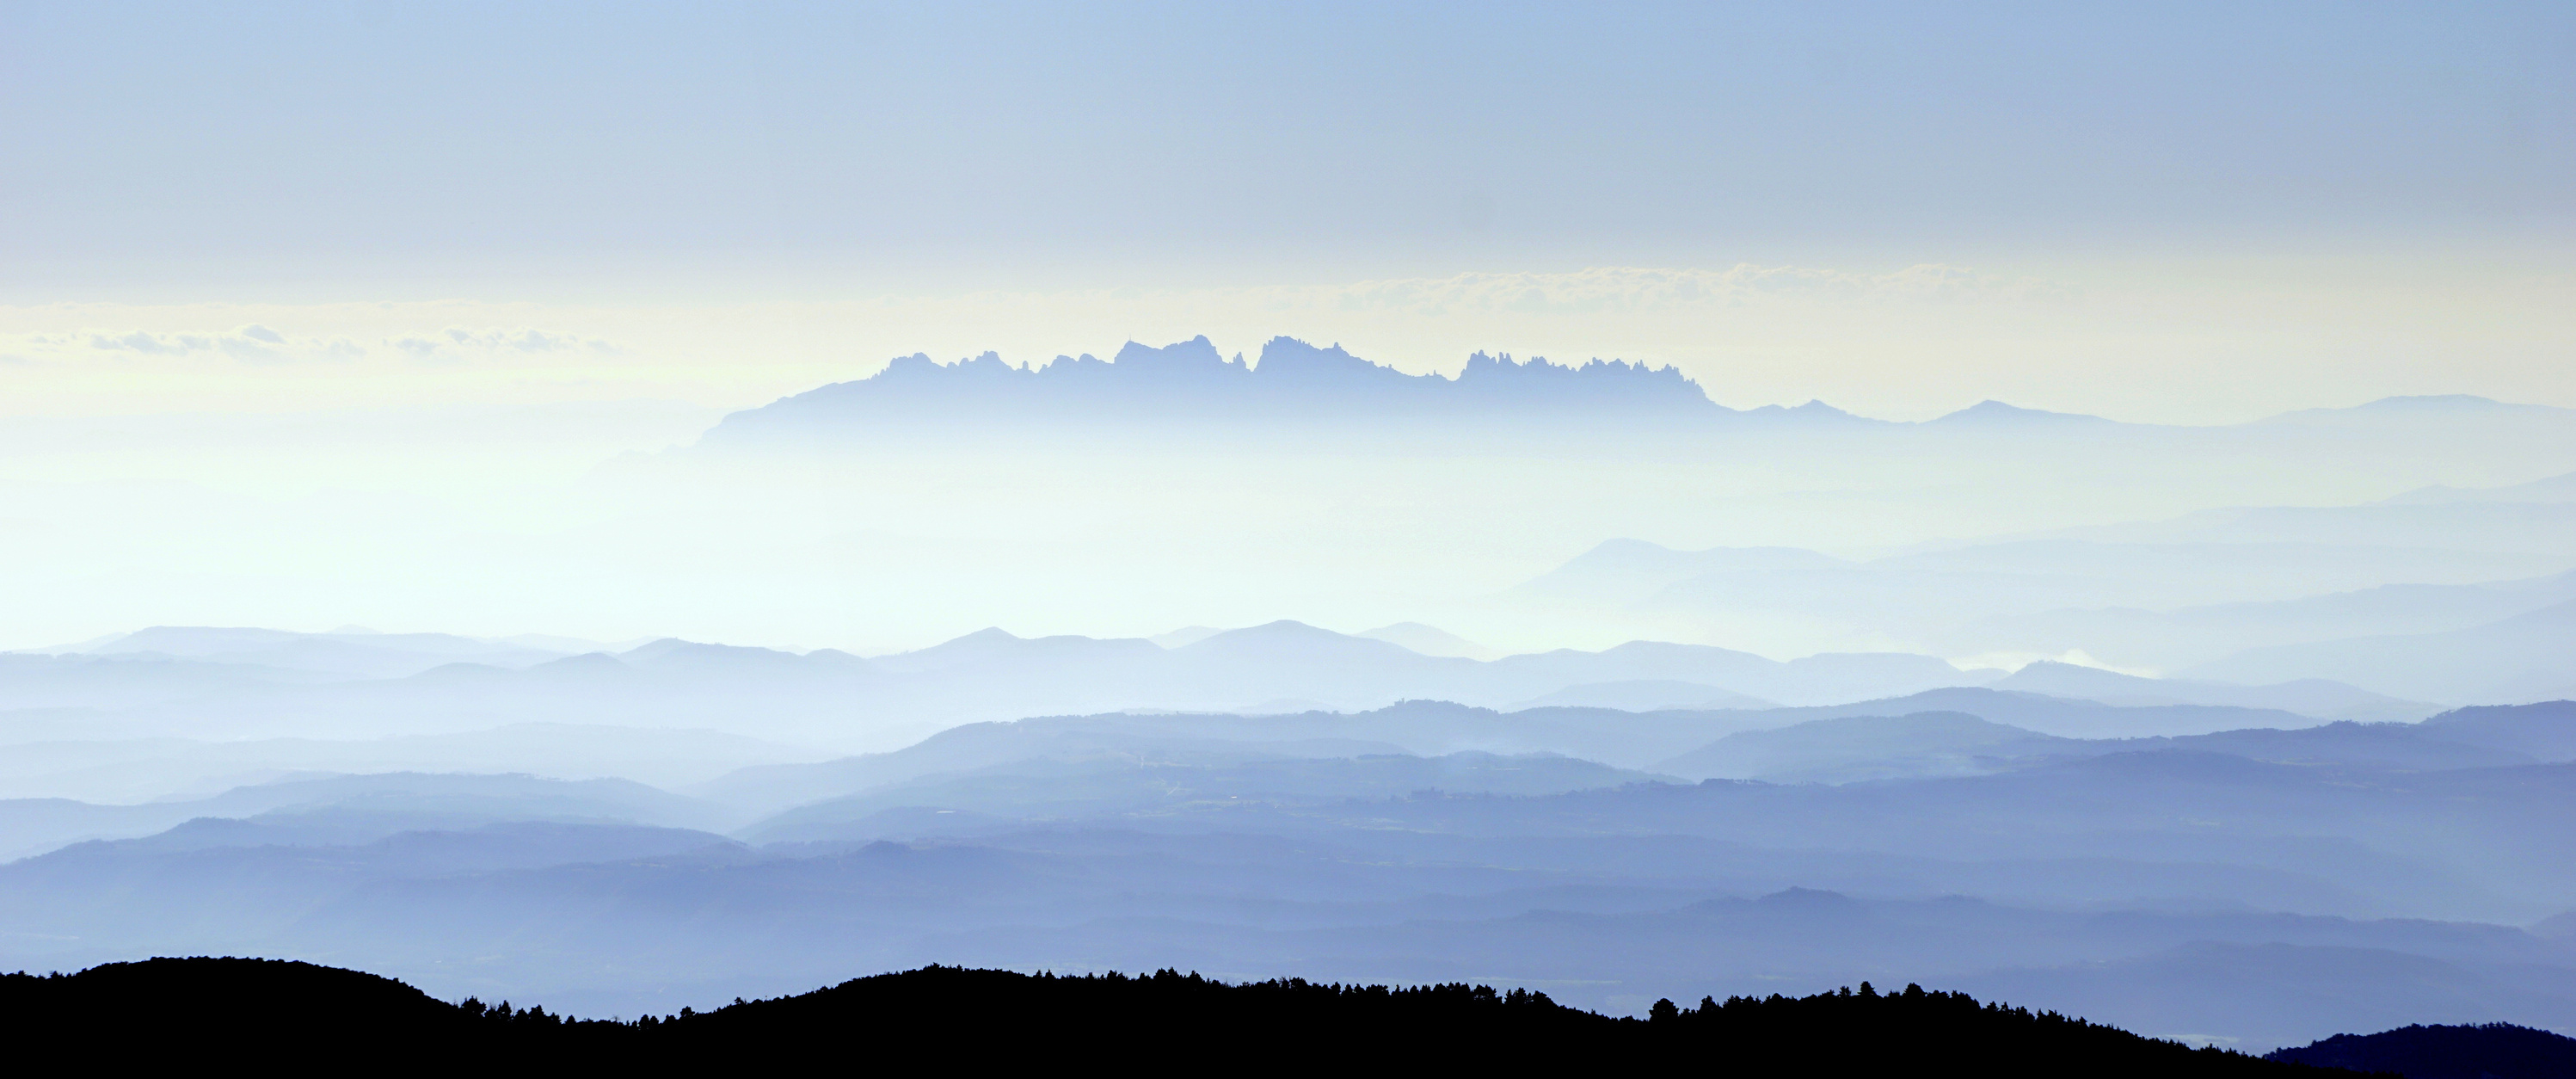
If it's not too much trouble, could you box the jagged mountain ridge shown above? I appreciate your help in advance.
[696,336,2576,443]
[704,336,1735,438]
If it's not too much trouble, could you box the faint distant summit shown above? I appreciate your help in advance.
[700,336,1730,441]
[687,337,2555,447]
[1926,400,2119,427]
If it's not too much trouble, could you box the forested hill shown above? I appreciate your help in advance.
[2267,1023,2576,1078]
[2,958,2366,1075]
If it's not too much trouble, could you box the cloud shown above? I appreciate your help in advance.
[438,327,618,355]
[89,331,183,354]
[217,337,286,365]
[390,337,444,359]
[81,327,324,363]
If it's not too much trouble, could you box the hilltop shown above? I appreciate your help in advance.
[3,958,2352,1075]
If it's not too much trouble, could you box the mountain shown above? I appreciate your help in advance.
[1970,571,2576,674]
[2268,1021,2576,1078]
[1356,622,1503,661]
[2383,470,2576,506]
[0,959,470,1058]
[1498,537,2576,675]
[692,690,2316,816]
[1656,712,2086,783]
[0,770,738,860]
[1761,687,2317,739]
[865,626,1157,675]
[1511,680,1775,711]
[0,958,2333,1073]
[12,742,2576,1038]
[689,700,1742,814]
[1925,400,2122,428]
[77,626,571,679]
[2146,723,2535,772]
[1991,662,2434,722]
[738,750,1675,844]
[1479,642,1989,707]
[2186,601,2576,704]
[2415,702,2576,763]
[1964,941,2576,1057]
[0,622,2007,766]
[0,722,829,803]
[1647,707,2523,786]
[695,336,1731,444]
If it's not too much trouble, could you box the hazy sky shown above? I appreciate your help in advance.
[3,2,2573,419]
[4,2,2576,651]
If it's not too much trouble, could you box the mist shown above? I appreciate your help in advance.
[6,0,2576,1065]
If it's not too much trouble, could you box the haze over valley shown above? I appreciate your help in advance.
[3,355,2573,1051]
[9,3,2575,1070]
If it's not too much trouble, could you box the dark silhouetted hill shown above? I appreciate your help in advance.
[2266,1022,2576,1078]
[0,957,2358,1074]
[0,957,468,1057]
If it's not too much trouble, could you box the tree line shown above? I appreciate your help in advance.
[0,958,2379,1075]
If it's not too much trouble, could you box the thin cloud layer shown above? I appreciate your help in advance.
[0,254,2564,424]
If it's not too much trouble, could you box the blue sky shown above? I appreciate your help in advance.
[6,2,2568,298]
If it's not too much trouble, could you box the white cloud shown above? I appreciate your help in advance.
[90,331,183,354]
[82,328,309,364]
[217,337,286,365]
[437,327,618,355]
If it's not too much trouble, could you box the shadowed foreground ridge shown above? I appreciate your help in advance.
[0,958,2364,1075]
[2266,1023,2576,1078]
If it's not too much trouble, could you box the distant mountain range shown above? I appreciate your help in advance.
[14,620,2423,765]
[9,700,2576,1042]
[687,335,2576,442]
[700,336,1734,441]
[4,681,2573,1048]
[1491,476,2576,694]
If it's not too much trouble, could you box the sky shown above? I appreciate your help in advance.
[2,1,2571,423]
[3,2,2575,651]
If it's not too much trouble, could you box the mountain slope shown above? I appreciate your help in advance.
[0,957,2343,1074]
[2187,601,2576,704]
[2268,1021,2576,1078]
